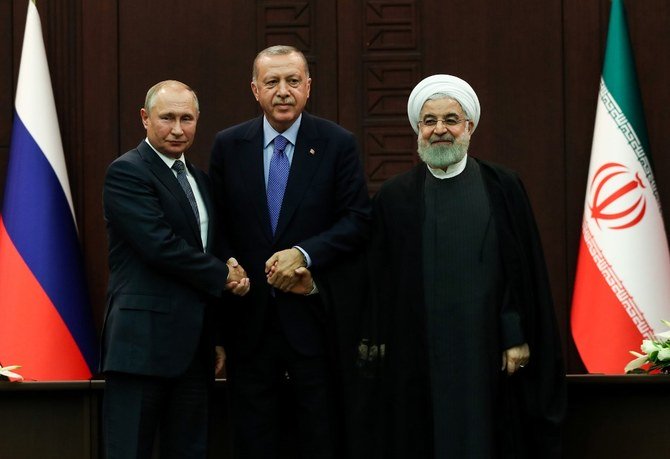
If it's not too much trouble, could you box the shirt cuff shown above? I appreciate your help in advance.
[294,246,311,268]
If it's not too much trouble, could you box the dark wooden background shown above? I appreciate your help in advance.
[2,0,670,374]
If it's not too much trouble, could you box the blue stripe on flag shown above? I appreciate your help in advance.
[3,113,98,371]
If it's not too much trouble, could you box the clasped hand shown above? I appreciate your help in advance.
[264,248,305,291]
[225,257,250,296]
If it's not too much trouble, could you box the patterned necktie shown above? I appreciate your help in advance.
[171,160,201,226]
[267,135,290,234]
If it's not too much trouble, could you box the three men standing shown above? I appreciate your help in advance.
[101,62,563,459]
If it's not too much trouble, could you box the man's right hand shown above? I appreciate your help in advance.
[226,257,250,296]
[287,267,316,295]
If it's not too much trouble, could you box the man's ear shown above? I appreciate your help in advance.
[140,108,149,129]
[251,81,260,101]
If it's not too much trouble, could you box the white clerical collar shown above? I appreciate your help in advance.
[426,154,468,180]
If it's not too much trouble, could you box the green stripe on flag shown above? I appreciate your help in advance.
[602,0,651,156]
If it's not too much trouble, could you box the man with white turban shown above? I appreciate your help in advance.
[353,74,566,458]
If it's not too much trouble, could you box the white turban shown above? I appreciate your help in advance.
[407,74,481,135]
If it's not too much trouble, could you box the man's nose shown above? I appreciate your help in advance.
[171,121,184,135]
[434,120,448,134]
[276,80,289,95]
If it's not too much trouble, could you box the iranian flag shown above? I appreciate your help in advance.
[571,0,670,374]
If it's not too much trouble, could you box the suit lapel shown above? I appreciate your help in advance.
[189,164,210,252]
[274,114,324,239]
[137,142,203,248]
[237,119,274,243]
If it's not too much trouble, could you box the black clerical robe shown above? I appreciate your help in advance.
[354,158,566,459]
[422,161,508,458]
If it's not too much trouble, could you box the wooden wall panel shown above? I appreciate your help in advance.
[0,1,13,148]
[257,0,339,123]
[418,0,568,357]
[117,0,256,171]
[0,1,15,207]
[81,0,120,339]
[341,0,572,358]
[42,0,83,216]
[425,0,569,361]
[1,0,670,374]
[115,0,338,173]
[336,1,363,151]
[362,1,421,192]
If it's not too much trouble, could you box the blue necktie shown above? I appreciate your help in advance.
[172,160,200,226]
[267,135,290,234]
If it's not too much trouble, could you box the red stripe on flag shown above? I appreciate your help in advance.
[571,235,642,373]
[0,218,91,380]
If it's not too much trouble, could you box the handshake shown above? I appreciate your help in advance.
[225,257,250,296]
[224,249,316,297]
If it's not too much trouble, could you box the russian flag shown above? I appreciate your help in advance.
[0,1,97,380]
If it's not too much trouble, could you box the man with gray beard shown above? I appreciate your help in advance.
[352,74,566,458]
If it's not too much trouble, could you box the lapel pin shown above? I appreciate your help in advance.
[309,148,315,155]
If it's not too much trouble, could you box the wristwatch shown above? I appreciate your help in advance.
[305,280,318,296]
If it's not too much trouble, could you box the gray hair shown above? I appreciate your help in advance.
[252,45,310,81]
[144,80,200,113]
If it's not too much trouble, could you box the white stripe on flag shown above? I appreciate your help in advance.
[585,82,670,338]
[14,1,76,223]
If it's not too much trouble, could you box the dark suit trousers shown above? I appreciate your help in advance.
[229,309,336,459]
[103,345,210,459]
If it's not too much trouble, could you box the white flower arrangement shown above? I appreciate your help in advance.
[625,320,670,374]
[0,364,24,382]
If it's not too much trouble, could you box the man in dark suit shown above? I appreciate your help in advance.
[101,80,249,459]
[209,46,371,458]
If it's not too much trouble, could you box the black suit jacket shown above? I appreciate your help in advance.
[101,141,230,378]
[209,112,371,357]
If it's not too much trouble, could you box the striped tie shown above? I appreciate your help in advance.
[172,160,200,226]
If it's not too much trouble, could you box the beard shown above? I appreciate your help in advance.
[417,132,470,169]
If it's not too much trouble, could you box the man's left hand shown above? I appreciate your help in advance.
[265,248,305,291]
[502,342,530,376]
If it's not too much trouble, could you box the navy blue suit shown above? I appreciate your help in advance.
[209,112,371,458]
[102,141,230,458]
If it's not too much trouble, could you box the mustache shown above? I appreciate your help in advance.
[273,97,296,106]
[430,134,455,143]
